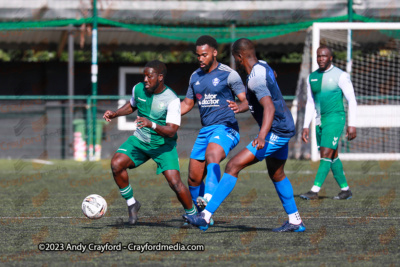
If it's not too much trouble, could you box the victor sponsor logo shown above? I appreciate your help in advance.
[198,94,220,107]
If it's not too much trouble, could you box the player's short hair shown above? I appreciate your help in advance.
[145,60,167,77]
[317,45,333,56]
[232,38,255,55]
[196,35,218,50]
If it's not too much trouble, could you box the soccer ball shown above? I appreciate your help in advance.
[82,194,107,219]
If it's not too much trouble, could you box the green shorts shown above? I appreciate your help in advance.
[316,116,345,150]
[116,136,180,175]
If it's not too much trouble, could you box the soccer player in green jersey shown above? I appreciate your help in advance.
[300,45,357,200]
[103,60,196,224]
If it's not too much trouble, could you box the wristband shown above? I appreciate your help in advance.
[151,122,156,130]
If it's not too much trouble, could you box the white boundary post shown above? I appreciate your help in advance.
[310,24,320,162]
[118,67,143,130]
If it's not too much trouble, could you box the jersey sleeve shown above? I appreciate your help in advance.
[185,72,196,100]
[303,76,316,128]
[248,65,271,101]
[227,70,245,96]
[338,72,357,127]
[130,84,137,107]
[166,98,181,126]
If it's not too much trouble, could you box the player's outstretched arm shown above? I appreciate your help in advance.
[227,92,249,113]
[181,97,195,116]
[227,70,248,113]
[103,102,136,122]
[136,116,179,138]
[252,96,275,150]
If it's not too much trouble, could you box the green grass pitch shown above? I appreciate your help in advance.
[0,159,399,266]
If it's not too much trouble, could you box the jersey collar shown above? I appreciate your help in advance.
[200,62,221,75]
[319,65,334,73]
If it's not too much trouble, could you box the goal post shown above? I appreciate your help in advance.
[309,22,400,161]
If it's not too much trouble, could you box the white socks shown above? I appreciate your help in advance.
[311,185,350,192]
[127,197,136,206]
[311,185,321,193]
[288,211,302,225]
[203,193,212,202]
[202,210,212,223]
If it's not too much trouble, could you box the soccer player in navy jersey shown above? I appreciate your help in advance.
[184,38,305,232]
[181,35,248,216]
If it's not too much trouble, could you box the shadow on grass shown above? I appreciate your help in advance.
[102,218,274,233]
[206,225,273,234]
[105,218,187,229]
[294,194,331,199]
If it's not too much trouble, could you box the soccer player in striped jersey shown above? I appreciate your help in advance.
[103,60,196,225]
[300,45,357,200]
[184,38,305,232]
[181,35,248,216]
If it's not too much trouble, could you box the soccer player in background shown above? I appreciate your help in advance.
[184,38,305,232]
[300,45,357,200]
[181,35,248,213]
[103,60,196,224]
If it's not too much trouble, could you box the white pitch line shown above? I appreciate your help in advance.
[31,159,54,165]
[1,170,400,176]
[246,170,400,176]
[1,216,399,220]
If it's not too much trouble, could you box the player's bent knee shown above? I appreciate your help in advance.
[225,160,242,176]
[270,173,286,182]
[205,151,225,163]
[268,166,286,181]
[169,180,184,193]
[111,158,125,174]
[320,147,335,159]
[188,175,202,186]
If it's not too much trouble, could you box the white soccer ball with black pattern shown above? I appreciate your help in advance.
[82,194,107,219]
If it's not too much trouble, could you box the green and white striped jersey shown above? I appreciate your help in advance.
[130,82,181,146]
[309,66,345,118]
[303,65,357,128]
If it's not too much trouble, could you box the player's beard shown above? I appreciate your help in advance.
[145,81,159,95]
[318,61,331,71]
[200,57,215,73]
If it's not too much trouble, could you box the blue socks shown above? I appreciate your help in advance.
[273,177,298,215]
[188,162,221,203]
[189,182,204,208]
[202,174,299,225]
[204,163,221,197]
[206,173,238,214]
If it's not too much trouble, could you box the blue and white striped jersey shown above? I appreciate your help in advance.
[186,63,245,132]
[246,60,295,138]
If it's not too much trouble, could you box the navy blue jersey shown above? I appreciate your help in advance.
[246,60,296,138]
[186,63,245,132]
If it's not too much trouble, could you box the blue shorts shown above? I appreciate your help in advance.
[246,132,290,161]
[190,125,240,160]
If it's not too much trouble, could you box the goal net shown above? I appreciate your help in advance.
[295,23,400,161]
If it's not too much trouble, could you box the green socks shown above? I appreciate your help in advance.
[331,157,349,189]
[120,185,134,200]
[313,158,332,187]
[312,157,349,190]
[185,203,197,215]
